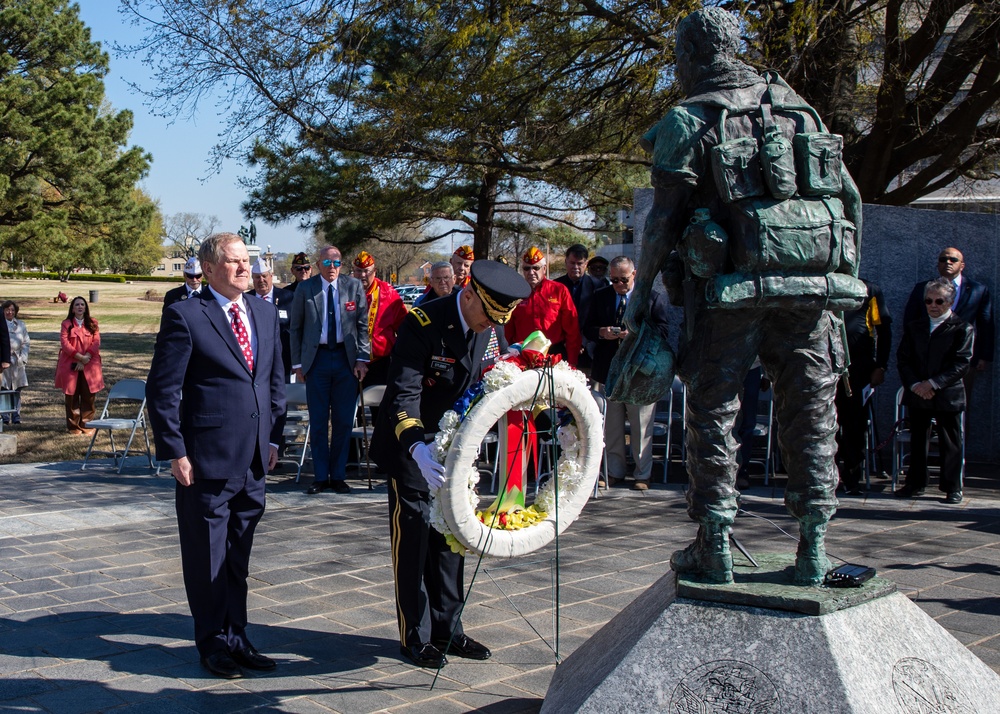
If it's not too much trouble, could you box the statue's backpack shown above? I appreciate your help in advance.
[705,72,858,280]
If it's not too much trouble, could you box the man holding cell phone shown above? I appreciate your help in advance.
[585,256,671,491]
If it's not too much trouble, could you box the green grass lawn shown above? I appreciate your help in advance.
[1,278,165,464]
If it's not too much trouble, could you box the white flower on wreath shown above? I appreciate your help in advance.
[431,410,460,463]
[483,360,521,393]
[553,359,588,387]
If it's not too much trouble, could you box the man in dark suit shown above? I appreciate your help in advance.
[585,256,670,490]
[904,247,994,376]
[290,245,370,495]
[554,243,601,371]
[371,260,529,669]
[247,256,294,381]
[147,233,286,679]
[162,256,203,311]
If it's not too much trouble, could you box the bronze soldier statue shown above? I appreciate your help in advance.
[612,7,866,586]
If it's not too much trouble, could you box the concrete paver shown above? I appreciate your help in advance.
[0,458,997,712]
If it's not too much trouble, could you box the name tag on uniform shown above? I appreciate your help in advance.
[431,356,456,371]
[346,301,357,311]
[278,309,288,319]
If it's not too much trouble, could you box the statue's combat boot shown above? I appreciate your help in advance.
[793,516,832,586]
[670,522,734,584]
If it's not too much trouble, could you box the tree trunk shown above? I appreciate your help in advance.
[473,174,499,260]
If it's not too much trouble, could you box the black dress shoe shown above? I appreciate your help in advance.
[432,634,491,660]
[307,481,331,494]
[230,646,276,671]
[331,480,352,494]
[894,486,925,498]
[400,642,447,668]
[201,650,242,679]
[844,488,865,496]
[945,491,963,504]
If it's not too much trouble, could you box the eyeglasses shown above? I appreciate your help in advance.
[925,298,948,305]
[521,265,543,272]
[184,273,203,279]
[609,276,632,285]
[293,265,311,272]
[431,276,453,283]
[321,259,342,268]
[938,256,960,263]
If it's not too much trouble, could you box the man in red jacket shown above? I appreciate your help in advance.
[450,245,475,288]
[352,251,408,386]
[505,246,581,366]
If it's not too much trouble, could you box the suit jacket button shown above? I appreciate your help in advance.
[251,412,259,419]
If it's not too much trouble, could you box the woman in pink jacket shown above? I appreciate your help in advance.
[54,296,105,434]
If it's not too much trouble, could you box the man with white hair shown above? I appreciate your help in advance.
[413,262,457,307]
[585,256,670,490]
[449,245,475,288]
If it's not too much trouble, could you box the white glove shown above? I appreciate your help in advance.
[411,443,446,490]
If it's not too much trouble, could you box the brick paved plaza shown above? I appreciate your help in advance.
[0,459,998,713]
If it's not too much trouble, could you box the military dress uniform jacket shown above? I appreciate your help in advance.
[371,294,507,491]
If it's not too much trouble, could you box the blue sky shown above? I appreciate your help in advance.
[75,1,309,254]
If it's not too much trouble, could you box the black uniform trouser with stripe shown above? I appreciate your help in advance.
[387,478,466,647]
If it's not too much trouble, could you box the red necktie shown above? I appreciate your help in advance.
[229,304,254,371]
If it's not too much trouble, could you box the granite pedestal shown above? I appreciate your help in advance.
[542,554,1000,713]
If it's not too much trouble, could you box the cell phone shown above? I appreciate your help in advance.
[610,326,622,335]
[824,563,876,588]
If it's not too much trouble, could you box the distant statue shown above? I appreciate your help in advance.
[238,223,258,245]
[610,7,866,586]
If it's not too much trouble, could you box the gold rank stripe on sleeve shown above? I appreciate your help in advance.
[410,307,431,326]
[394,417,423,440]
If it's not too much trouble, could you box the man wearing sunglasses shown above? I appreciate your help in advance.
[504,246,581,366]
[163,256,203,311]
[285,252,312,293]
[903,247,994,385]
[290,246,371,495]
[585,256,670,491]
[896,278,973,504]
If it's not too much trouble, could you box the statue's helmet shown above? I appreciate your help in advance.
[676,7,741,61]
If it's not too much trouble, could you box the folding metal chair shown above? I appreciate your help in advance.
[347,384,387,474]
[277,382,312,482]
[82,379,155,473]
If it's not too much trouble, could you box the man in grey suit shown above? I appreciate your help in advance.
[290,245,371,494]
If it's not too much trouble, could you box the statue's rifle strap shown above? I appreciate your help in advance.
[836,309,852,398]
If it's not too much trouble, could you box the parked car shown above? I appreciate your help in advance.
[394,285,425,306]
